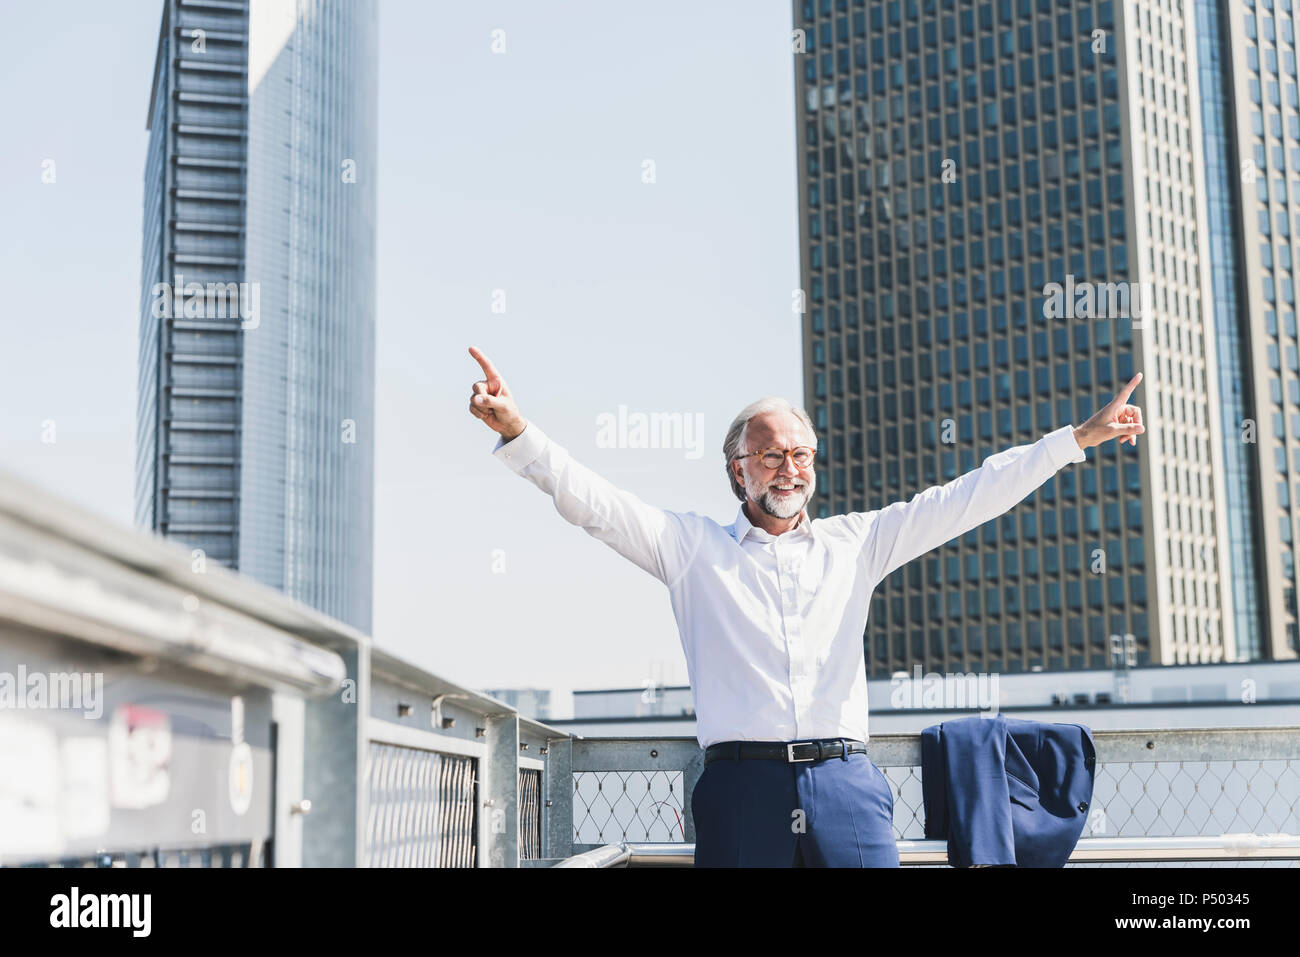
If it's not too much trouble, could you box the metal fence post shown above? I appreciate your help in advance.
[484,712,519,867]
[271,691,307,867]
[302,642,369,866]
[543,735,574,860]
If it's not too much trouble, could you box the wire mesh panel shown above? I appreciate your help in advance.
[876,758,1300,840]
[877,764,928,840]
[1071,758,1300,868]
[874,756,1300,868]
[567,734,1300,865]
[1095,759,1300,837]
[573,770,686,845]
[519,769,542,860]
[366,742,477,867]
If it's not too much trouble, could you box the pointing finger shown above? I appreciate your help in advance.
[468,346,502,393]
[1111,371,1143,409]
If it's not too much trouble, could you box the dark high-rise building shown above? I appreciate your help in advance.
[793,0,1299,675]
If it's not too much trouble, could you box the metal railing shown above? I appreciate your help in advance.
[555,730,1300,866]
[0,469,571,869]
[1,466,1297,868]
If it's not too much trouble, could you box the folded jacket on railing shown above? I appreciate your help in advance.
[921,714,1096,867]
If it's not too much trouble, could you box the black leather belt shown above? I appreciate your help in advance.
[705,737,867,766]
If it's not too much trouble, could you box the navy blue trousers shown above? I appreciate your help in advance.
[691,742,900,867]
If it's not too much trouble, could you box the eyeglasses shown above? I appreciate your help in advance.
[733,446,816,469]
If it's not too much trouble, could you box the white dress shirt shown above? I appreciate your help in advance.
[494,422,1087,749]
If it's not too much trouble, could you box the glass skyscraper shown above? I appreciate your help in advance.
[137,0,377,633]
[794,0,1300,676]
[1225,0,1300,655]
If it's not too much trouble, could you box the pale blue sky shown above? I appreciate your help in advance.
[0,1,802,705]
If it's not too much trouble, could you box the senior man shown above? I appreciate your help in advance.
[467,345,1145,867]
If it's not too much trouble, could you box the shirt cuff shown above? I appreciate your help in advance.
[1044,424,1087,469]
[492,421,548,471]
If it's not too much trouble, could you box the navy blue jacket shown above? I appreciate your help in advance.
[921,715,1095,867]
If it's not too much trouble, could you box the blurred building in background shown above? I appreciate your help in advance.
[481,687,555,722]
[549,659,1300,737]
[574,684,696,720]
[136,0,378,632]
[793,0,1300,674]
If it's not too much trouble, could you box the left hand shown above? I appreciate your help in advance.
[1073,372,1145,451]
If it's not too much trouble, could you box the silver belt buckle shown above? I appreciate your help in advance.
[787,742,816,762]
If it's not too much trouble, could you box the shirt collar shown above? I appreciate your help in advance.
[731,503,812,544]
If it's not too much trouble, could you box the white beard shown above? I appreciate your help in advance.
[747,472,815,520]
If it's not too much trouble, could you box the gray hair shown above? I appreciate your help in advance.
[723,397,817,503]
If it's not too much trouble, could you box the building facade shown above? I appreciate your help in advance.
[481,688,556,722]
[543,660,1300,738]
[137,0,377,632]
[794,0,1300,677]
[546,661,1300,737]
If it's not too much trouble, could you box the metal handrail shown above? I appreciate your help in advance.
[553,842,693,867]
[555,833,1300,867]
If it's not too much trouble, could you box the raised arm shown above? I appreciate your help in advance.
[858,373,1145,585]
[468,346,691,584]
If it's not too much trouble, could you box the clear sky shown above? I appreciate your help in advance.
[0,1,802,709]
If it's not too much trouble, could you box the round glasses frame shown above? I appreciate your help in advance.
[733,447,817,470]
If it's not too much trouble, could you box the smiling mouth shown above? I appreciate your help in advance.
[771,484,803,494]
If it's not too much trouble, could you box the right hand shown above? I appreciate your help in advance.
[468,346,526,440]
